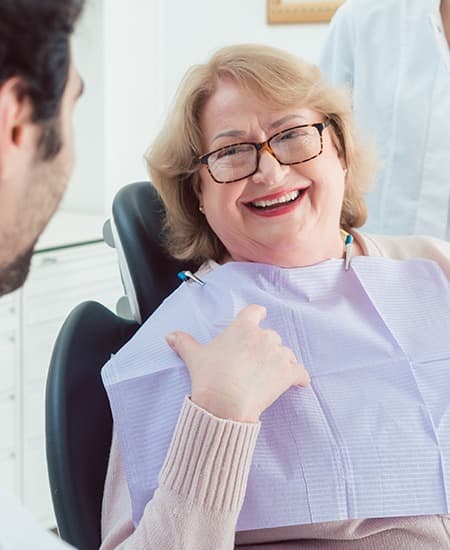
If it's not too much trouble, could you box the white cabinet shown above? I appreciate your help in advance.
[0,292,20,497]
[0,238,123,528]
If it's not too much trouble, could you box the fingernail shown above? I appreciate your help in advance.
[299,371,311,387]
[166,332,177,349]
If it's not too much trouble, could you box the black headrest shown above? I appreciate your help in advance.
[112,181,197,321]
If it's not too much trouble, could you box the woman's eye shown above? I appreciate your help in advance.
[279,129,307,141]
[281,131,298,140]
[216,147,240,159]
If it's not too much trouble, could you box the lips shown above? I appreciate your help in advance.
[245,188,307,211]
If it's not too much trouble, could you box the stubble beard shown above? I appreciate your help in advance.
[0,141,68,298]
[0,245,34,297]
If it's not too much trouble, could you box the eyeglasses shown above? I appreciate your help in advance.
[198,119,331,184]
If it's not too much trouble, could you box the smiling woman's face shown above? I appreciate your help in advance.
[196,78,348,267]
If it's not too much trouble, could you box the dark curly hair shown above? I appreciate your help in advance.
[0,0,85,159]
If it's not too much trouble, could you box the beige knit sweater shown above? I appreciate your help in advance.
[100,233,450,549]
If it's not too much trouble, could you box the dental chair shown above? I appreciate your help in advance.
[45,300,139,550]
[46,181,197,548]
[104,180,197,323]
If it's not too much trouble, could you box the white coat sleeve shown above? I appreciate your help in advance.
[319,2,356,92]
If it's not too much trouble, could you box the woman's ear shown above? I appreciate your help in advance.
[338,149,347,173]
[192,174,203,202]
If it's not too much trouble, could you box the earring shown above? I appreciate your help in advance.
[343,167,348,176]
[199,205,204,213]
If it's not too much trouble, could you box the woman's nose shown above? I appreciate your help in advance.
[251,147,286,185]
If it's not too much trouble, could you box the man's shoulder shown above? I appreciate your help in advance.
[0,484,73,549]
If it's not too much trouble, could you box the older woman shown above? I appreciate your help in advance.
[100,45,450,549]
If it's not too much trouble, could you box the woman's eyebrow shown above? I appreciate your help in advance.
[269,114,308,130]
[211,129,246,144]
[211,114,309,144]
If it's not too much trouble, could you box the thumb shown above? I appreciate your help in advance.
[166,331,201,362]
[294,364,311,388]
[235,304,267,326]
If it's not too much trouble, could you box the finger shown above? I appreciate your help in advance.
[293,364,311,387]
[234,304,267,326]
[166,331,201,363]
[263,328,282,347]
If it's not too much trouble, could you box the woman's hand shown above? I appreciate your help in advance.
[165,304,310,422]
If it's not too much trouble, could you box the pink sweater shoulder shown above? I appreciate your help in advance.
[357,232,450,279]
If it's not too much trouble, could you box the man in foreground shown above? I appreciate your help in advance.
[0,1,85,547]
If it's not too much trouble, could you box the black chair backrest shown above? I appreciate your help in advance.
[46,301,139,550]
[112,181,197,322]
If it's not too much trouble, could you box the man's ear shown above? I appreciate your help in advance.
[0,78,36,178]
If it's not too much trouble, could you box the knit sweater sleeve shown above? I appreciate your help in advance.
[100,396,260,550]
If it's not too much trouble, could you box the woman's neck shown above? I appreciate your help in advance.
[224,229,364,268]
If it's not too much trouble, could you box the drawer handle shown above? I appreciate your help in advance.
[41,256,58,265]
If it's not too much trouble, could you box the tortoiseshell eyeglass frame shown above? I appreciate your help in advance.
[197,118,331,184]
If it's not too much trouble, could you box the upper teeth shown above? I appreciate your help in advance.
[251,190,300,208]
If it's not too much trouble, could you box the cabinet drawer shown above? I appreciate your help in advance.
[26,244,120,297]
[23,382,45,439]
[23,318,64,383]
[0,332,16,393]
[23,436,54,525]
[22,280,121,383]
[27,260,117,299]
[0,397,16,450]
[0,292,18,333]
[24,279,120,326]
[0,449,17,493]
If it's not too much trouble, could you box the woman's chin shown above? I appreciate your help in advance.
[229,239,310,266]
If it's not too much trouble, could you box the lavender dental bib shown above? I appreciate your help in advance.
[102,257,450,530]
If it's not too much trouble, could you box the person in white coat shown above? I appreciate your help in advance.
[0,1,84,548]
[320,0,450,240]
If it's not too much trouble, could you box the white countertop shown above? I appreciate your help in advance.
[35,210,109,251]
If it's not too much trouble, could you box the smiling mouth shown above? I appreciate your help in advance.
[247,189,306,211]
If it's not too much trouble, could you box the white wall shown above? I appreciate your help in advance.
[62,0,105,213]
[103,0,163,213]
[65,0,329,215]
[161,0,327,107]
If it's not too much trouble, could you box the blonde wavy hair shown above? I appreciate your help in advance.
[146,44,375,265]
